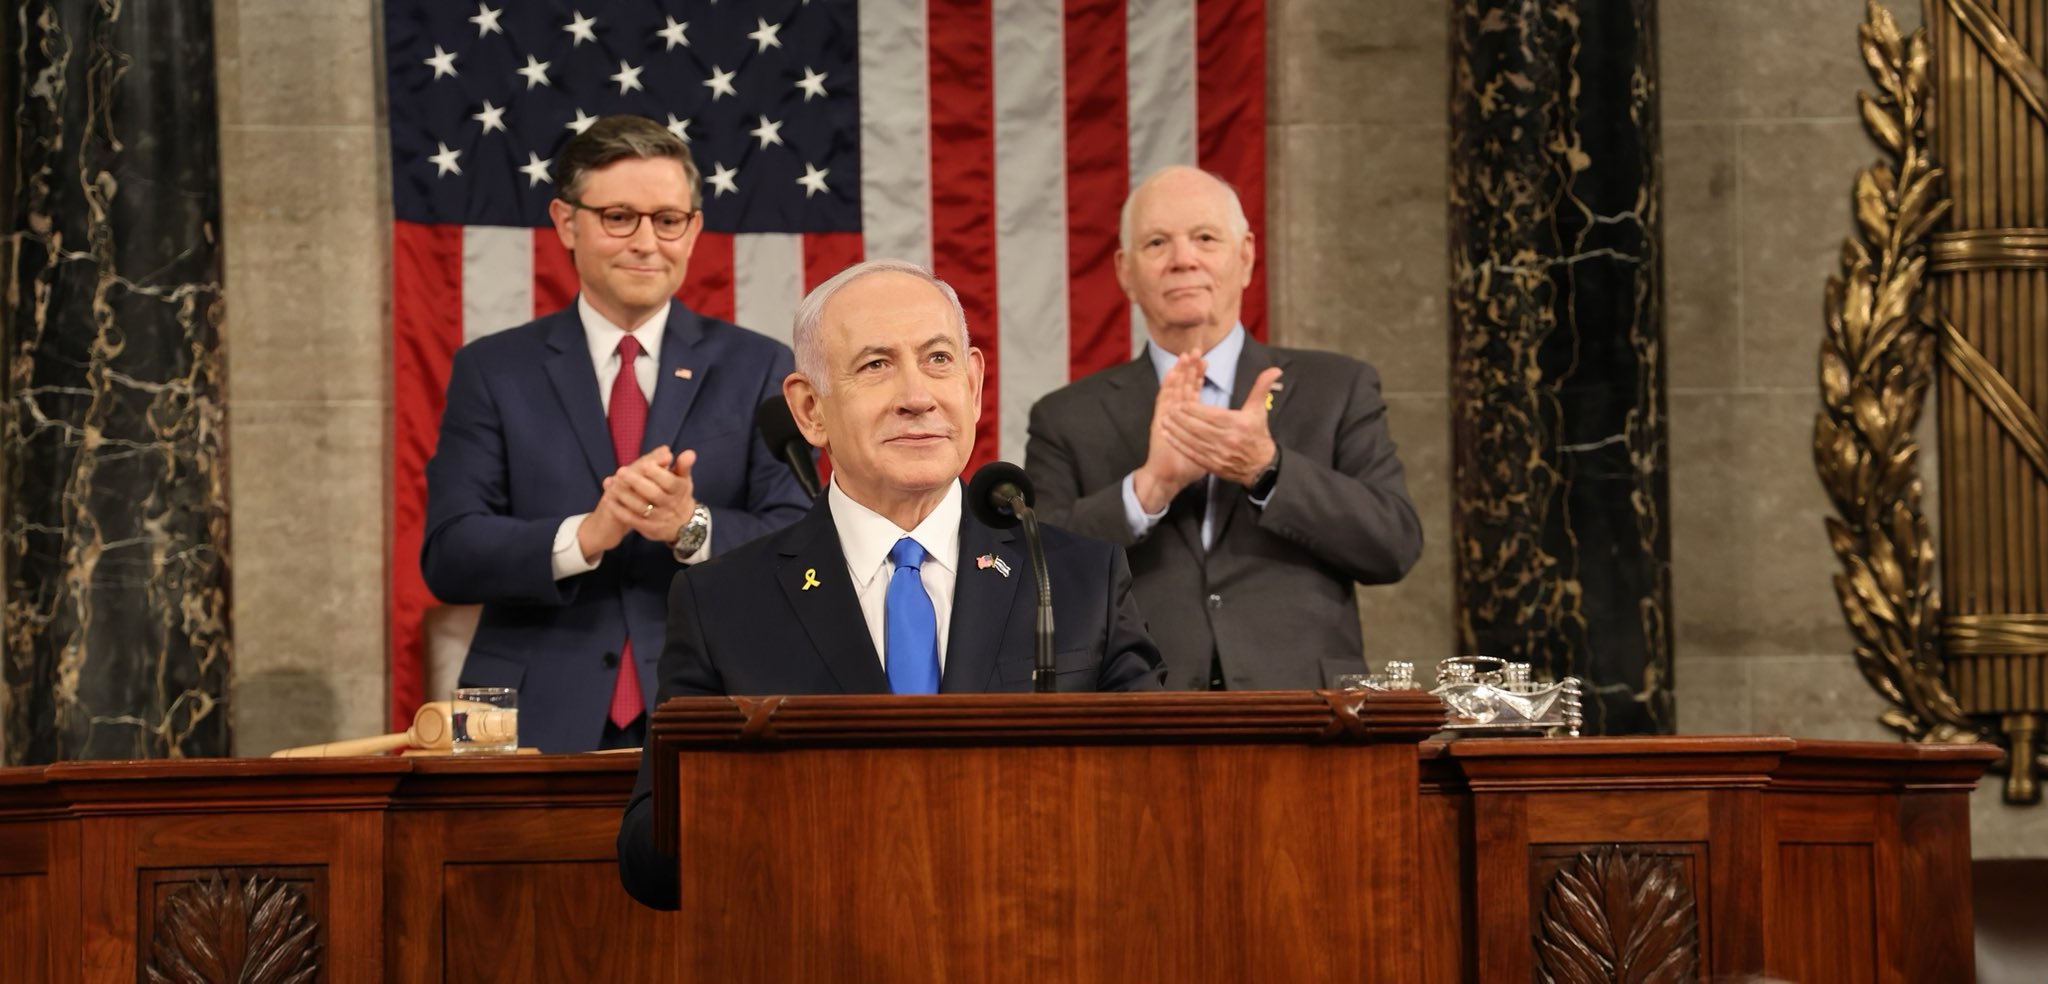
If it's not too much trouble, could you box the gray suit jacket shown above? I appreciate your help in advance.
[1024,337,1422,689]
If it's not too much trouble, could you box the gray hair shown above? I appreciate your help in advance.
[552,114,702,208]
[1118,165,1250,252]
[791,259,970,394]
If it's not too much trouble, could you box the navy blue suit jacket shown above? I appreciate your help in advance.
[616,494,1165,908]
[420,300,811,753]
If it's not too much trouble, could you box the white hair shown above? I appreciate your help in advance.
[1118,165,1251,252]
[790,258,970,394]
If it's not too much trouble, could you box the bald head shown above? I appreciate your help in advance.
[1114,166,1257,353]
[1119,166,1250,253]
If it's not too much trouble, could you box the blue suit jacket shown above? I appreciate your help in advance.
[616,494,1166,908]
[421,300,811,753]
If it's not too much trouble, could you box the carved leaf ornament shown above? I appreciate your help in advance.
[147,872,321,984]
[1813,0,1980,745]
[1535,847,1700,984]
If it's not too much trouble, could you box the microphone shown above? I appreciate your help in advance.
[967,462,1056,693]
[755,397,821,499]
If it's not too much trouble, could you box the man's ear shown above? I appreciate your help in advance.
[1238,231,1256,287]
[965,348,986,425]
[783,372,828,448]
[1113,248,1132,297]
[548,198,577,251]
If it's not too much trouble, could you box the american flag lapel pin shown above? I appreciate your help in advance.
[674,367,693,380]
[977,553,1012,578]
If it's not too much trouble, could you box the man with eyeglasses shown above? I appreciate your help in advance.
[422,114,810,752]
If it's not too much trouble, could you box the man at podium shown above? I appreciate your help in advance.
[618,259,1165,909]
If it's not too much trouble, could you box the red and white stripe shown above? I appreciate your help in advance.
[389,0,1266,727]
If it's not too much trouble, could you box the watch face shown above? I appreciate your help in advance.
[675,506,710,553]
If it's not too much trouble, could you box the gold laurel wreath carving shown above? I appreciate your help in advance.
[1534,847,1700,984]
[1814,1,1980,744]
[146,872,321,984]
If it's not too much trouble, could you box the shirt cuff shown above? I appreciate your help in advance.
[551,514,600,580]
[1121,473,1169,540]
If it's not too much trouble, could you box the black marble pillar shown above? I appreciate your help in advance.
[3,0,230,761]
[1448,0,1672,735]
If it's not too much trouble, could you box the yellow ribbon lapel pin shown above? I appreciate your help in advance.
[800,567,821,591]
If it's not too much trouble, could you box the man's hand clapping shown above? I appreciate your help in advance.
[1159,365,1281,487]
[577,446,700,562]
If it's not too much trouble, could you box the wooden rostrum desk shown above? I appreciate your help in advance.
[0,690,1995,982]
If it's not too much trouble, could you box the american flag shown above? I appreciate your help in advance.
[383,0,1266,728]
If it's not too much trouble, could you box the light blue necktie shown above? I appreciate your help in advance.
[884,537,940,694]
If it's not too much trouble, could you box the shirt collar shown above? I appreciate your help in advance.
[827,478,963,588]
[1145,322,1247,395]
[578,294,669,366]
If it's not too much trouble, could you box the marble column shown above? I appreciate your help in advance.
[1448,0,1672,734]
[2,0,230,761]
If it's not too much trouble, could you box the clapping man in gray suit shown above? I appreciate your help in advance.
[1025,166,1423,690]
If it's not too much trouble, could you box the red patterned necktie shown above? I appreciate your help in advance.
[607,334,647,729]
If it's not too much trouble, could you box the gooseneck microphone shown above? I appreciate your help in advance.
[967,461,1055,693]
[755,397,822,500]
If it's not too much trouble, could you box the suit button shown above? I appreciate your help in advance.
[1206,594,1222,609]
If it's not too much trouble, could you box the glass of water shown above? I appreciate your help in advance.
[450,687,518,754]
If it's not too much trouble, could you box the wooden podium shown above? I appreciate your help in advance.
[650,692,1996,984]
[0,691,1995,982]
[650,689,1446,982]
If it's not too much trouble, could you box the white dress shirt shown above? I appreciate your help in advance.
[827,478,962,675]
[548,296,711,578]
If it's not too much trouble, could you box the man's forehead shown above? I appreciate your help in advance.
[843,328,957,354]
[1132,190,1235,230]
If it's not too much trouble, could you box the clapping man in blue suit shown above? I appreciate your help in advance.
[421,115,810,753]
[617,259,1164,909]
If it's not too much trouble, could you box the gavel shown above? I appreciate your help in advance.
[269,699,516,758]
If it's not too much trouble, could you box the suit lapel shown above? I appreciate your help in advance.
[643,300,706,455]
[1209,337,1284,547]
[1101,357,1157,472]
[941,518,1024,693]
[776,503,892,693]
[541,308,616,482]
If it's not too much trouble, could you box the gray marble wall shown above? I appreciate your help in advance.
[214,0,2043,854]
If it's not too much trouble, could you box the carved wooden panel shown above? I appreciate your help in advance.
[142,867,326,984]
[1532,846,1700,984]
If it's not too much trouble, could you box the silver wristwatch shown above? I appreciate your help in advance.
[671,503,711,561]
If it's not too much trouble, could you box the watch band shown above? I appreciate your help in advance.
[1248,449,1281,500]
[671,503,712,561]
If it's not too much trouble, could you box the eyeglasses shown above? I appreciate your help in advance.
[560,197,698,241]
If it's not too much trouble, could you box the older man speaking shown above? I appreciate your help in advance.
[617,259,1163,910]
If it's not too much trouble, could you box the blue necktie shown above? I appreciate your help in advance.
[885,537,940,694]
